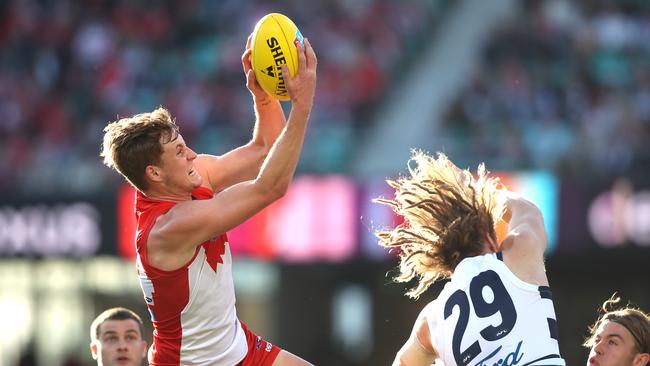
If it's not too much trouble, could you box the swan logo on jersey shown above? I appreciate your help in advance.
[204,238,226,272]
[474,341,523,366]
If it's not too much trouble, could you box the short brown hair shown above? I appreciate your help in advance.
[101,107,179,192]
[584,294,650,356]
[90,307,145,341]
[375,152,505,298]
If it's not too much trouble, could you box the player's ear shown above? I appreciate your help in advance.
[632,352,649,366]
[145,165,163,183]
[90,341,99,360]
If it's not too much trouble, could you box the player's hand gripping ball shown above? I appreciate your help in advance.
[251,13,304,101]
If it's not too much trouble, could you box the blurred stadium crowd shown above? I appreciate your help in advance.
[0,0,445,195]
[441,0,650,175]
[1,0,649,195]
[2,0,647,198]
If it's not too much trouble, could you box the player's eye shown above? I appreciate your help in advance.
[608,339,617,346]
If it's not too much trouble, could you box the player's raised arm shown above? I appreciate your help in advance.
[149,38,317,268]
[498,190,549,285]
[195,34,287,193]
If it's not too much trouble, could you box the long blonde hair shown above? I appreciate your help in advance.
[375,151,505,298]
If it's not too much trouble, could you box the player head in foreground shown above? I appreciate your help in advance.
[90,307,147,366]
[584,294,650,366]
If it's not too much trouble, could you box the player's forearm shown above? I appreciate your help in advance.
[251,97,285,150]
[253,37,315,195]
[254,104,311,196]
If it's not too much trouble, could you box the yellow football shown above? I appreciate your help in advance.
[251,13,304,101]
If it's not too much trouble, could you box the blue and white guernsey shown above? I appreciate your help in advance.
[424,253,565,366]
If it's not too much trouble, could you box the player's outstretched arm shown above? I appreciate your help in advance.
[244,33,286,153]
[498,190,549,285]
[148,39,317,270]
[195,34,287,193]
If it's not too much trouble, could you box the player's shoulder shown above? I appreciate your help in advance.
[452,253,502,277]
[449,253,538,290]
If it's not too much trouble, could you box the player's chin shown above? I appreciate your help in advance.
[190,174,203,188]
[113,356,134,365]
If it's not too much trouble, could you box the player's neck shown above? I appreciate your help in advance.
[144,184,192,203]
[483,234,499,254]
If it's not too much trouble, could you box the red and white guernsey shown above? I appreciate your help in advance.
[134,187,247,366]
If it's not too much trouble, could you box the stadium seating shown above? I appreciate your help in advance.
[440,0,650,175]
[0,0,449,193]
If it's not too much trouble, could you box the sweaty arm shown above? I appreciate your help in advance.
[148,39,317,270]
[499,190,549,285]
[393,308,439,366]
